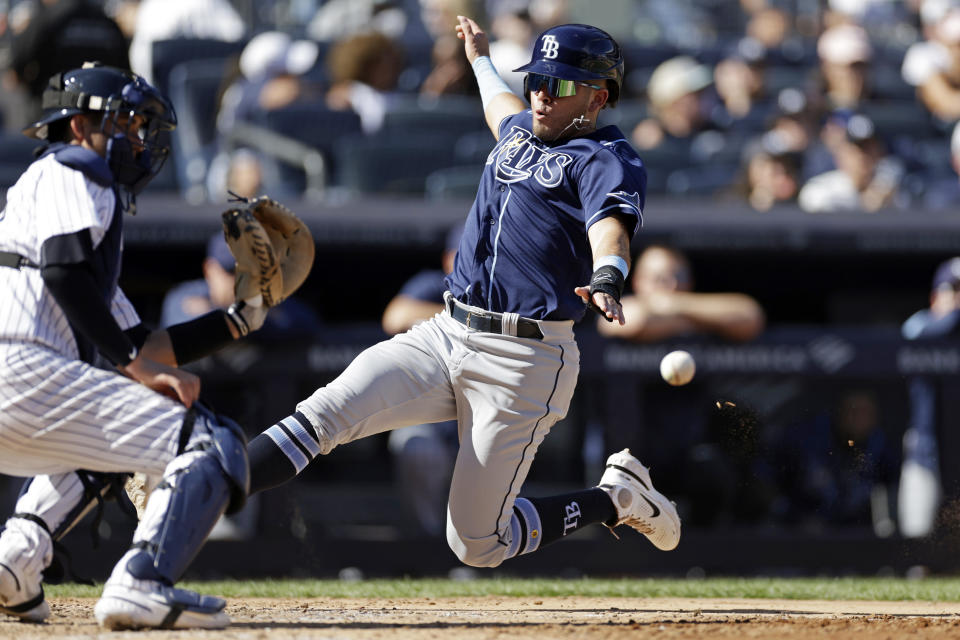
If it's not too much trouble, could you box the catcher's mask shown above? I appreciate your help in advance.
[23,62,177,195]
[513,24,624,107]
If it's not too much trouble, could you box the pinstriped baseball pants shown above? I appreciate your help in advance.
[0,343,186,477]
[295,309,580,568]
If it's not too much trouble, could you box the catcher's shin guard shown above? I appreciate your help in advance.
[126,404,249,583]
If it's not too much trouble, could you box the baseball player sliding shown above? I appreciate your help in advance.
[245,17,680,566]
[0,64,278,629]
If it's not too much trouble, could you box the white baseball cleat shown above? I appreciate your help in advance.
[597,448,681,551]
[94,554,229,630]
[0,561,48,622]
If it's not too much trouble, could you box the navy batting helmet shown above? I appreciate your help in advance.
[23,63,176,194]
[513,24,624,106]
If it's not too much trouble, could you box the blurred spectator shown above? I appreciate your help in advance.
[632,55,720,154]
[902,7,960,122]
[419,31,479,97]
[921,119,960,209]
[744,6,792,51]
[210,31,322,201]
[767,87,819,155]
[798,113,906,212]
[419,0,486,41]
[325,31,405,133]
[741,131,804,212]
[486,3,535,96]
[418,2,535,98]
[217,30,322,132]
[898,257,960,537]
[816,23,874,111]
[308,0,407,42]
[128,0,246,86]
[714,37,773,130]
[598,244,766,343]
[3,0,129,128]
[825,0,918,48]
[416,0,486,96]
[770,388,899,530]
[381,223,464,536]
[206,147,288,204]
[596,244,769,527]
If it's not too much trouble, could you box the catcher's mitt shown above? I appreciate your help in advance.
[221,196,315,308]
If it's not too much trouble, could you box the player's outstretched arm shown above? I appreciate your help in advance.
[575,216,632,325]
[456,15,525,138]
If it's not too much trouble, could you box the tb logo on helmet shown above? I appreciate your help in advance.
[541,35,560,59]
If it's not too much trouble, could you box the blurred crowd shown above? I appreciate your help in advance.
[1,0,960,212]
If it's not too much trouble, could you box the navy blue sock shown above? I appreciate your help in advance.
[247,412,320,494]
[525,488,616,547]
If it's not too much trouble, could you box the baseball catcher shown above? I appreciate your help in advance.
[220,195,315,336]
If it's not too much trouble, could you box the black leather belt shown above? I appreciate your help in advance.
[446,297,544,340]
[0,252,38,269]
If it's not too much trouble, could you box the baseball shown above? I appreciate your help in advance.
[660,350,695,386]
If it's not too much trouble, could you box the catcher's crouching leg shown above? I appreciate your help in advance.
[0,471,134,621]
[95,404,248,630]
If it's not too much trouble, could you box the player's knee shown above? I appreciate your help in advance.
[445,524,506,568]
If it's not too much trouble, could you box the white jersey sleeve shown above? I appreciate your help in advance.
[33,155,116,249]
[0,155,118,357]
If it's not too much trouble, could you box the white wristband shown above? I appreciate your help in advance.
[471,56,513,109]
[593,255,629,279]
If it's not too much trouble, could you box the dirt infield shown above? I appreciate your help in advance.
[3,596,959,639]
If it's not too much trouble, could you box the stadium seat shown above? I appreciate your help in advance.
[151,38,246,98]
[381,95,483,138]
[453,130,496,164]
[666,164,741,196]
[425,165,482,201]
[165,57,236,199]
[255,103,364,193]
[0,133,41,190]
[333,132,459,194]
[860,101,938,139]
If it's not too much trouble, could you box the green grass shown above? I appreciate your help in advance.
[46,577,960,601]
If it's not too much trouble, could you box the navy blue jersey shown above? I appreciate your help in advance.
[445,111,645,322]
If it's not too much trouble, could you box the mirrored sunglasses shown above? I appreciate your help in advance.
[524,73,602,98]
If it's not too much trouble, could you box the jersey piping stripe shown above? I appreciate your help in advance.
[495,342,565,540]
[486,188,512,304]
[586,204,642,235]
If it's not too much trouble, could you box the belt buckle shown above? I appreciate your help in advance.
[465,311,488,332]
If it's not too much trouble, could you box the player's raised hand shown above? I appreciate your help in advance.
[456,15,490,63]
[575,286,626,325]
[121,356,201,408]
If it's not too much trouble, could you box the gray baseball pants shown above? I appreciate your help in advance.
[296,305,579,567]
